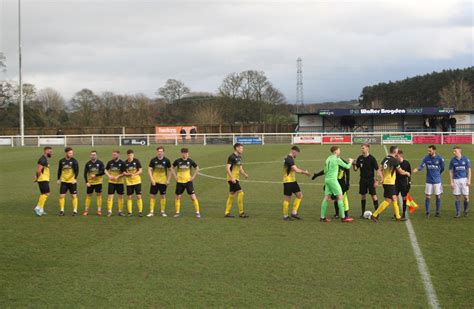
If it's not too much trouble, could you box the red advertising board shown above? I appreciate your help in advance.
[322,135,351,144]
[413,135,441,144]
[443,135,472,144]
[155,126,195,140]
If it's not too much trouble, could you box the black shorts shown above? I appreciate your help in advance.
[395,184,410,197]
[383,184,396,199]
[86,184,102,194]
[127,184,142,196]
[176,182,195,195]
[150,183,167,195]
[228,180,242,193]
[283,182,301,197]
[108,183,124,195]
[359,178,376,195]
[60,182,77,194]
[38,181,50,194]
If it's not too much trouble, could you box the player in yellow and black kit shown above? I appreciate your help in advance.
[371,145,410,222]
[105,150,125,216]
[225,143,249,218]
[147,146,172,217]
[123,149,143,217]
[33,146,53,216]
[83,150,105,216]
[171,148,201,218]
[282,146,310,221]
[57,147,79,216]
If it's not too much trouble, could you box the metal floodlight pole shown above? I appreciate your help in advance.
[18,0,24,146]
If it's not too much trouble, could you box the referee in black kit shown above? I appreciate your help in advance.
[353,143,379,218]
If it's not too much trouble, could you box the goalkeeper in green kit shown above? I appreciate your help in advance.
[320,146,354,222]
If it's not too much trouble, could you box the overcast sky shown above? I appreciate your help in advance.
[0,0,472,103]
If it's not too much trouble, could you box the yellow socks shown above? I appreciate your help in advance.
[37,194,48,209]
[283,200,290,217]
[107,197,113,212]
[150,198,156,213]
[160,198,166,213]
[175,199,181,213]
[59,197,65,212]
[393,200,401,220]
[237,192,244,214]
[225,194,235,215]
[193,199,200,213]
[137,199,143,213]
[118,197,124,212]
[373,200,390,217]
[127,199,133,214]
[72,196,78,212]
[292,197,301,215]
[85,196,91,211]
[96,196,102,211]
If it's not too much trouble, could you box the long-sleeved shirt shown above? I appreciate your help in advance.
[84,159,105,185]
[417,154,445,184]
[57,157,79,183]
[324,154,352,181]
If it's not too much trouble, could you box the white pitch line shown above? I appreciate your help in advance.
[199,160,446,187]
[384,145,440,309]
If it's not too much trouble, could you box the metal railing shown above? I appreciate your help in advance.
[0,132,473,147]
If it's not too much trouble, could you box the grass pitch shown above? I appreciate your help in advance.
[0,144,473,307]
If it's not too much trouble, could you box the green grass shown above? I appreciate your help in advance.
[0,144,473,308]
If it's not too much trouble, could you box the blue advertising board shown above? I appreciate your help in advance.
[236,136,263,145]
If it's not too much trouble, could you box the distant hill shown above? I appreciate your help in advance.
[295,100,359,113]
[359,67,474,109]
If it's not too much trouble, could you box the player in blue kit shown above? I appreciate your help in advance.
[413,145,445,217]
[449,146,471,218]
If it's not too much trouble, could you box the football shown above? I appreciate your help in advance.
[363,210,373,219]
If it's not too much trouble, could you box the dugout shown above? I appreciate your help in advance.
[296,107,474,132]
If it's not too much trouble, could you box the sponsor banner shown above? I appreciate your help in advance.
[39,137,65,145]
[413,135,442,144]
[155,126,195,140]
[322,135,351,144]
[0,138,12,146]
[206,137,233,144]
[318,107,455,117]
[382,134,412,144]
[352,135,381,144]
[121,138,148,146]
[236,136,263,145]
[292,135,322,144]
[443,135,472,144]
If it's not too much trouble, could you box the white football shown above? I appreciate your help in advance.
[363,210,373,219]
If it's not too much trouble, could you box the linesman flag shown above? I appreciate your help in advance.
[407,194,419,213]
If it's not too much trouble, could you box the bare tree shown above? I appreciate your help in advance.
[33,88,67,126]
[193,101,223,125]
[70,89,100,126]
[156,79,190,104]
[263,84,287,105]
[439,79,473,110]
[219,70,284,104]
[218,73,242,98]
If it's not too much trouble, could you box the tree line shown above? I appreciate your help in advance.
[0,70,295,129]
[359,67,474,109]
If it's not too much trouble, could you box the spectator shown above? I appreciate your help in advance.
[190,126,197,143]
[450,117,457,133]
[56,129,64,136]
[180,128,187,144]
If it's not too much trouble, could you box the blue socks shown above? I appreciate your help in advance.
[464,200,469,214]
[425,198,430,214]
[455,200,461,215]
[435,197,441,214]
